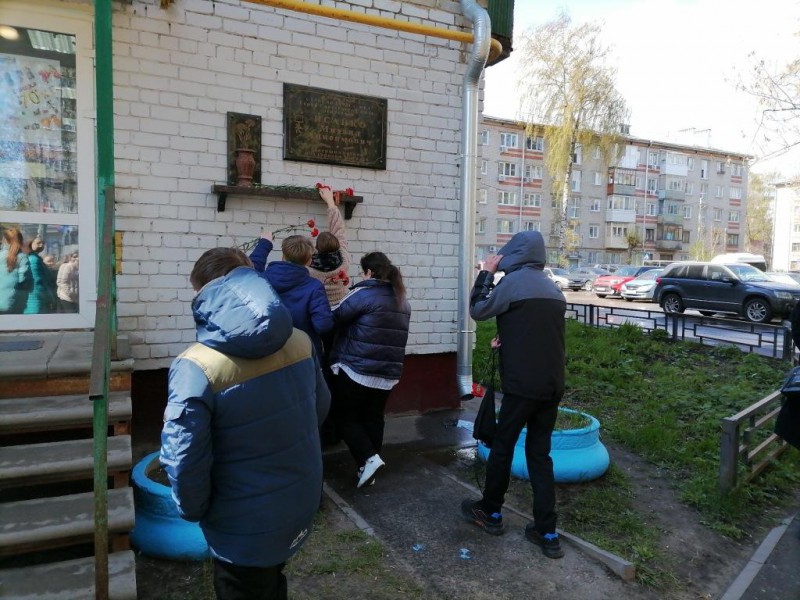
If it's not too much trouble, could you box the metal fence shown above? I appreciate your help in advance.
[566,303,794,361]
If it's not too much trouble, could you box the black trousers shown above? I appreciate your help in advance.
[212,559,287,600]
[482,392,560,534]
[332,370,391,466]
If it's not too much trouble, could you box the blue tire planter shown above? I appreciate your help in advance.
[130,451,210,561]
[477,408,610,483]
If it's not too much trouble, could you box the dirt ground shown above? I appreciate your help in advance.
[133,438,789,600]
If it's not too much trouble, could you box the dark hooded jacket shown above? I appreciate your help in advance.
[160,267,330,568]
[470,231,566,400]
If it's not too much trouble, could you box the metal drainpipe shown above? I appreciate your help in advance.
[456,0,491,398]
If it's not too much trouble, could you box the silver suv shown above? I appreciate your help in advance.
[654,262,800,323]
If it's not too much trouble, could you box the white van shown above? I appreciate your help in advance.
[711,253,768,272]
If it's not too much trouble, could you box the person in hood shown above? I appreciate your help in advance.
[250,233,334,362]
[160,247,330,599]
[460,231,567,560]
[309,185,352,307]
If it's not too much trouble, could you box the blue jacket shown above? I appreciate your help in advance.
[0,245,31,314]
[251,238,334,359]
[160,266,330,568]
[330,279,411,379]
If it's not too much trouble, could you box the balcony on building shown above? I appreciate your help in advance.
[657,188,686,201]
[657,213,683,225]
[605,236,629,249]
[607,167,637,196]
[656,239,682,251]
[606,208,636,223]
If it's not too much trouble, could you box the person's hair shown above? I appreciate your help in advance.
[315,231,340,254]
[361,251,406,306]
[2,227,23,273]
[190,247,252,291]
[22,238,43,255]
[282,235,314,265]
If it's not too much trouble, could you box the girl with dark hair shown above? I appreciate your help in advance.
[328,251,411,487]
[0,227,31,315]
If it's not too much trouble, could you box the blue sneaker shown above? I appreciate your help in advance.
[461,499,504,536]
[525,524,564,559]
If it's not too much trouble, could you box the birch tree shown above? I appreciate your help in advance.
[745,171,777,265]
[516,12,629,264]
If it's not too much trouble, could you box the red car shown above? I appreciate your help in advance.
[593,266,659,298]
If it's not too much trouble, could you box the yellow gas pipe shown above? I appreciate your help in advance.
[245,0,503,63]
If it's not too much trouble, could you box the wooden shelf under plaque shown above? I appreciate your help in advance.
[211,185,363,219]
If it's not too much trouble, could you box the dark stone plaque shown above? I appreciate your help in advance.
[283,83,387,170]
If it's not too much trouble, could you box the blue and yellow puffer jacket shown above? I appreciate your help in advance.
[160,266,330,567]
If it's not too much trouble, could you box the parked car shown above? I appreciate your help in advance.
[566,267,611,291]
[593,266,659,298]
[620,268,664,302]
[544,267,569,289]
[654,261,800,323]
[767,271,800,286]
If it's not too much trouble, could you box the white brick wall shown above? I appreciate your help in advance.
[114,0,481,369]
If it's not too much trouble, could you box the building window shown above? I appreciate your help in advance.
[717,161,726,174]
[647,203,657,216]
[732,163,744,177]
[571,170,581,192]
[667,178,684,191]
[648,152,658,168]
[729,210,740,223]
[526,136,544,151]
[500,132,518,149]
[523,221,541,232]
[608,224,629,238]
[499,162,517,178]
[568,197,580,219]
[480,130,489,145]
[497,219,515,234]
[476,218,486,234]
[793,243,800,252]
[645,228,655,241]
[682,230,691,243]
[525,165,543,180]
[730,187,742,200]
[687,157,694,170]
[700,183,708,197]
[685,182,693,195]
[700,159,708,179]
[715,186,724,198]
[714,208,722,221]
[572,144,582,165]
[481,160,488,175]
[523,193,541,207]
[683,205,692,219]
[593,171,603,186]
[478,189,487,204]
[593,146,602,160]
[588,225,599,238]
[647,178,658,193]
[590,198,601,212]
[498,191,517,206]
[610,168,637,186]
[666,203,680,215]
[587,251,598,264]
[727,233,739,246]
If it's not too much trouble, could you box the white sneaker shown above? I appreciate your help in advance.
[356,466,376,486]
[357,454,384,488]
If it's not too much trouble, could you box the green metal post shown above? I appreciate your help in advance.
[93,0,115,598]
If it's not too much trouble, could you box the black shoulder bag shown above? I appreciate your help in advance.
[473,350,498,448]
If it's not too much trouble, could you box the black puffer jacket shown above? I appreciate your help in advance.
[470,231,566,400]
[330,279,411,379]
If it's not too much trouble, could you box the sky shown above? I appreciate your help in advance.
[483,0,800,177]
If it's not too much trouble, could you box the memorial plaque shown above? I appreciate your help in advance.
[283,83,387,170]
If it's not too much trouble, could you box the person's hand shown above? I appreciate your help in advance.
[318,186,335,206]
[482,254,502,273]
[490,336,501,349]
[260,229,272,241]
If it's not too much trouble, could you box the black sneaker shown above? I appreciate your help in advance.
[461,499,504,536]
[525,524,565,559]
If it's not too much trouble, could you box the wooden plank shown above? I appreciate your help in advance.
[0,488,134,556]
[0,392,131,433]
[0,436,131,488]
[0,550,137,600]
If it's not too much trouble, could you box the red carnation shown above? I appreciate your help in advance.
[316,182,331,190]
[338,269,346,278]
[311,228,319,237]
[345,187,354,196]
[307,219,315,228]
[472,382,485,397]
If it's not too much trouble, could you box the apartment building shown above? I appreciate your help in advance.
[477,116,750,267]
[772,182,800,271]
